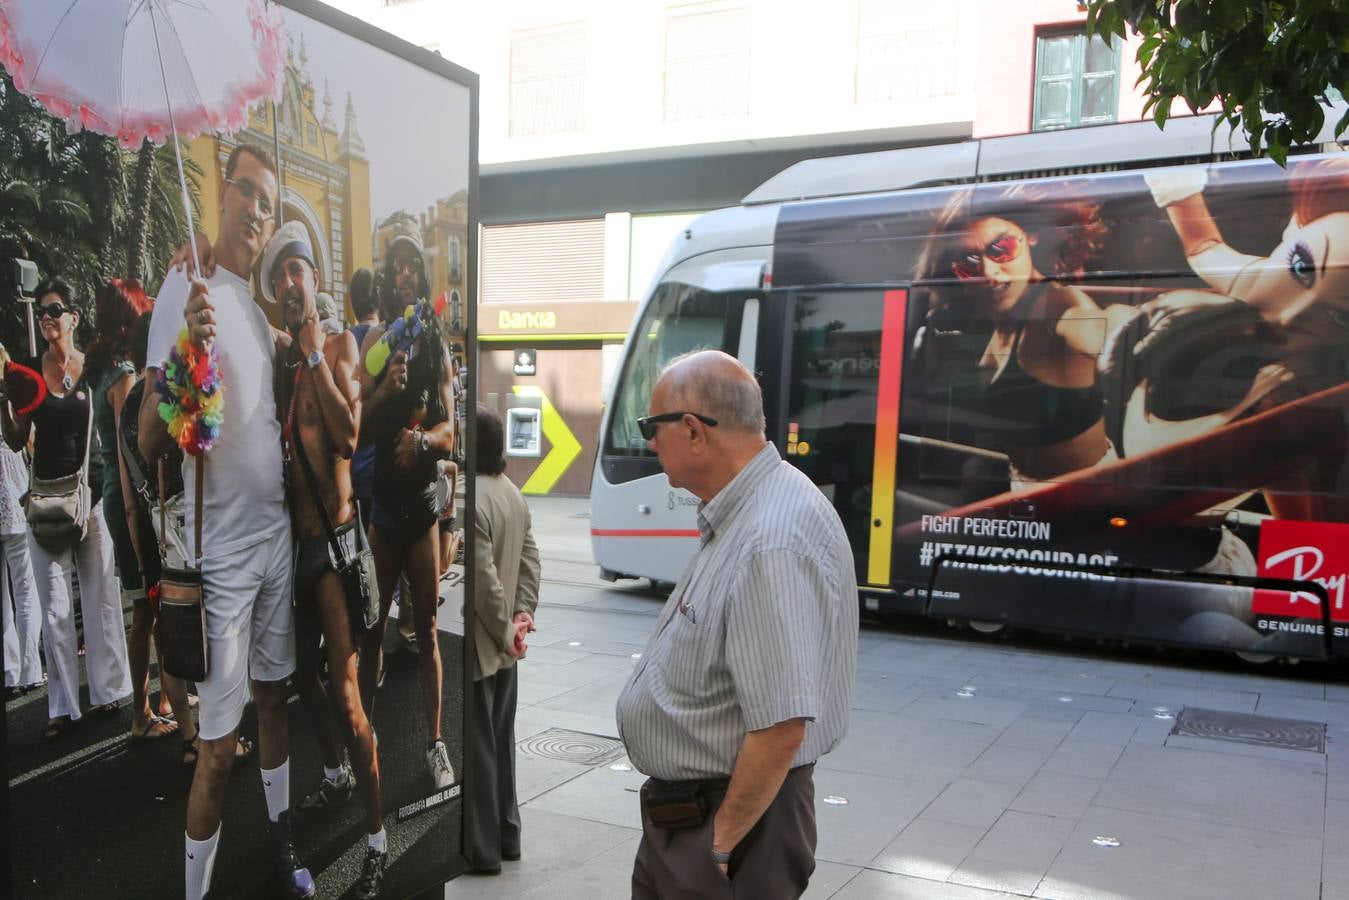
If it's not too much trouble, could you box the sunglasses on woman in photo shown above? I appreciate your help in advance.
[951,233,1023,280]
[39,304,72,319]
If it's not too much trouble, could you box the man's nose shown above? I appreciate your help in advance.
[981,257,1002,278]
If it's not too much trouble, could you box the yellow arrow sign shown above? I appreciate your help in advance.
[511,385,582,494]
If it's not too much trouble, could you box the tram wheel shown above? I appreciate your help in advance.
[968,620,1006,635]
[1234,650,1276,665]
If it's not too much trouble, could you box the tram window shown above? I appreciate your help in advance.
[604,283,748,457]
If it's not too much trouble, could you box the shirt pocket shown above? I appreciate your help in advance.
[658,609,721,698]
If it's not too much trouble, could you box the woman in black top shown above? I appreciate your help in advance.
[915,185,1132,486]
[0,278,131,740]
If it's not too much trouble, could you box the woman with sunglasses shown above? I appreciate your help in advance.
[0,277,131,740]
[915,185,1131,487]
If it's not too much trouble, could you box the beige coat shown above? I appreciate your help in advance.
[472,473,541,680]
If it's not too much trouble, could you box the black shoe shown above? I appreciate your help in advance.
[268,812,317,898]
[297,764,355,815]
[503,850,521,861]
[355,846,388,899]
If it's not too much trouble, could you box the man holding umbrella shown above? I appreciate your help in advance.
[139,143,314,900]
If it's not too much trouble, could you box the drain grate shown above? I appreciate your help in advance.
[1171,706,1326,753]
[518,728,625,766]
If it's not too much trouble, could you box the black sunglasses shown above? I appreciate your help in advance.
[636,411,719,441]
[39,304,71,319]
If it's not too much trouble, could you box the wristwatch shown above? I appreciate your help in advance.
[418,429,431,456]
[306,349,322,369]
[711,848,731,866]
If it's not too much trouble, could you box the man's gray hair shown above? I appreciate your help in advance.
[659,349,766,434]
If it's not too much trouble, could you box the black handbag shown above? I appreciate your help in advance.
[292,412,380,633]
[157,459,208,681]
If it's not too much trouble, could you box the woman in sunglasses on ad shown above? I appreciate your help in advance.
[915,185,1132,488]
[0,277,132,741]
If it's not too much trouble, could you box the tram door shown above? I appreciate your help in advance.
[766,289,908,592]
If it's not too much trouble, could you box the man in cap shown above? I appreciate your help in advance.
[263,223,389,898]
[356,218,459,790]
[138,143,314,900]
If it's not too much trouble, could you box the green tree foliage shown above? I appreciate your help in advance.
[0,71,201,353]
[1085,0,1348,165]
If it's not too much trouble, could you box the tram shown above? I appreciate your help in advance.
[590,111,1349,661]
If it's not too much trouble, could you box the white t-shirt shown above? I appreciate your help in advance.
[147,266,289,559]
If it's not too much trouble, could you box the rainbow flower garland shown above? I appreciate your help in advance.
[155,328,224,455]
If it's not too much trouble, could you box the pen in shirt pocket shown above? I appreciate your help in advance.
[678,594,697,624]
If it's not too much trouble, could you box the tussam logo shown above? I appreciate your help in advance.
[667,491,699,510]
[1253,520,1349,621]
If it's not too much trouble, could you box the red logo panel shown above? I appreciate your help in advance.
[1253,520,1349,621]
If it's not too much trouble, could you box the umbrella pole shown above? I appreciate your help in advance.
[148,3,202,277]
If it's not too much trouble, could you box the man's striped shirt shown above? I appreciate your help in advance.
[616,443,859,780]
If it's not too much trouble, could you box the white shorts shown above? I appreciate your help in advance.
[196,533,296,741]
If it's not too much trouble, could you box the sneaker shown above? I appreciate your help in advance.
[268,812,317,899]
[426,740,455,789]
[355,846,388,899]
[297,763,355,815]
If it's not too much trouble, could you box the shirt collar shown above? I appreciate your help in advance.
[696,442,780,545]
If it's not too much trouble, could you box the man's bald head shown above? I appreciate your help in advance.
[657,350,765,436]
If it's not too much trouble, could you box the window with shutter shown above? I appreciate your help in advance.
[663,6,751,122]
[509,22,587,137]
[481,219,606,305]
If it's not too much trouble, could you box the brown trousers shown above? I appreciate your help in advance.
[631,764,816,899]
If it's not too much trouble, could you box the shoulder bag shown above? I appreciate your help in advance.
[293,407,380,633]
[25,391,93,548]
[157,459,208,681]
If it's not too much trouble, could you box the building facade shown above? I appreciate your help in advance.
[331,0,1162,495]
[187,34,372,329]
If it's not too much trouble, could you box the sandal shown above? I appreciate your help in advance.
[181,730,256,768]
[42,717,71,742]
[95,701,121,717]
[130,715,179,743]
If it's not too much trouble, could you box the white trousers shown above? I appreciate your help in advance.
[29,503,132,719]
[1,529,41,687]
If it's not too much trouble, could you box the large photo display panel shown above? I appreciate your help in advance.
[1,0,475,896]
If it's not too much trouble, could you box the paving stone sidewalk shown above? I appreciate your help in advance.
[447,497,1349,900]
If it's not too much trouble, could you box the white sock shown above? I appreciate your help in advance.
[324,764,343,783]
[261,759,290,822]
[368,827,387,854]
[185,826,221,900]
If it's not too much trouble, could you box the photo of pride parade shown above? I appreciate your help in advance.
[0,1,476,896]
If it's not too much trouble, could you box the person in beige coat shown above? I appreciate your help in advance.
[466,403,541,874]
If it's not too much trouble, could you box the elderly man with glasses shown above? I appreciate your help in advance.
[618,349,859,900]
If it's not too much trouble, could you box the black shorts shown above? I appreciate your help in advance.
[293,520,359,600]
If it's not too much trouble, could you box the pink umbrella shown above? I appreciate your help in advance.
[0,0,287,271]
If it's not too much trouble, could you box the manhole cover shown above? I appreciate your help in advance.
[518,728,625,766]
[1171,707,1326,753]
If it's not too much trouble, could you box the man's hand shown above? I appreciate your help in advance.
[376,350,409,400]
[184,278,216,348]
[513,611,536,633]
[509,620,530,657]
[393,427,418,471]
[169,232,216,278]
[296,294,322,359]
